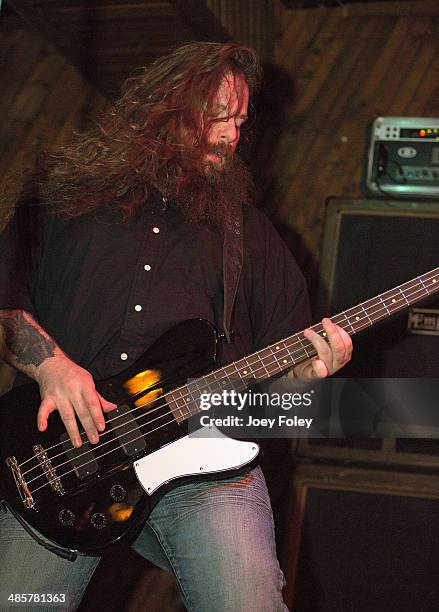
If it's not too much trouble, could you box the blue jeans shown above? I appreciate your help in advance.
[0,467,288,611]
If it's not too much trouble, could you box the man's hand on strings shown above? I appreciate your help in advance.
[35,355,117,448]
[291,317,352,379]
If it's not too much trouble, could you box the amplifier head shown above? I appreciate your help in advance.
[365,117,439,199]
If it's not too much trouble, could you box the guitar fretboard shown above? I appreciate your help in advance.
[168,267,439,422]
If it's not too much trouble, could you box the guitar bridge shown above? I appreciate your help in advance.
[33,444,65,495]
[5,456,35,509]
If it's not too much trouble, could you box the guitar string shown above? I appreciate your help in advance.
[27,292,438,495]
[30,284,433,496]
[20,267,439,475]
[21,265,439,475]
[23,331,315,484]
[25,275,439,494]
[21,272,438,479]
[20,271,439,487]
[20,272,439,481]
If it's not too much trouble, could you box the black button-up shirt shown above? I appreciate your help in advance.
[0,192,311,382]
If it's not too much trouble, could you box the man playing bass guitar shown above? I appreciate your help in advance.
[0,42,352,611]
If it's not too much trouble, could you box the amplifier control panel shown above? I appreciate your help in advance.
[365,117,439,199]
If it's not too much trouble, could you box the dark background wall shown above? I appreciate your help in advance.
[263,2,439,297]
[2,1,438,298]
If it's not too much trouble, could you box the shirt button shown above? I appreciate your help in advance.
[134,304,142,312]
[120,353,128,361]
[152,226,160,234]
[144,264,151,271]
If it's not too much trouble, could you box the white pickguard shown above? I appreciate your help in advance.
[133,426,259,495]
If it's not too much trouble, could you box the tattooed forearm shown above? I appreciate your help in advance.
[0,310,56,367]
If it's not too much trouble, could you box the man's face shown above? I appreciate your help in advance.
[174,71,254,227]
[204,72,249,169]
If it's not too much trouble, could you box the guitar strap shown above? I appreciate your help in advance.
[222,205,243,344]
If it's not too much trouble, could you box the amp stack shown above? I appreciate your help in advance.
[283,195,439,612]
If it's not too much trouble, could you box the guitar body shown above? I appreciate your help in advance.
[0,319,259,555]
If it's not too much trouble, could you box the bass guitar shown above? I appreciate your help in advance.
[0,267,438,555]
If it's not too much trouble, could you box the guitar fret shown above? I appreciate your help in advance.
[398,287,410,306]
[222,364,238,380]
[241,358,255,377]
[349,307,363,330]
[260,343,285,375]
[379,296,391,316]
[284,344,297,363]
[184,379,208,418]
[419,277,430,295]
[285,336,312,365]
[296,333,311,358]
[276,341,293,370]
[369,299,382,319]
[175,396,186,421]
[341,312,355,335]
[359,298,385,325]
[360,304,373,325]
[181,387,197,419]
[242,355,257,377]
[268,345,283,373]
[387,293,398,311]
[166,386,192,423]
[229,361,241,377]
[260,356,270,377]
[282,343,296,367]
[276,342,291,363]
[245,357,258,378]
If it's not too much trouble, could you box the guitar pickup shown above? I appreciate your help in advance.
[109,404,146,456]
[109,404,147,456]
[60,434,99,480]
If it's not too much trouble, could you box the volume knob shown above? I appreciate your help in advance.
[58,509,75,526]
[91,512,108,529]
[110,484,127,502]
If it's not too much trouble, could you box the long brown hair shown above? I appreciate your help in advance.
[36,42,262,219]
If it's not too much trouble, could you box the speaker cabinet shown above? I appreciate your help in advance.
[302,199,439,466]
[283,463,439,612]
[317,198,439,377]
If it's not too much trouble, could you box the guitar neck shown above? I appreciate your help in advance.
[169,268,439,420]
[226,266,439,376]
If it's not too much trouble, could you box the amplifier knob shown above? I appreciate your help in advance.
[58,509,75,526]
[110,484,127,502]
[91,512,108,529]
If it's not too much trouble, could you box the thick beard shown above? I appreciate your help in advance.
[173,147,255,230]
